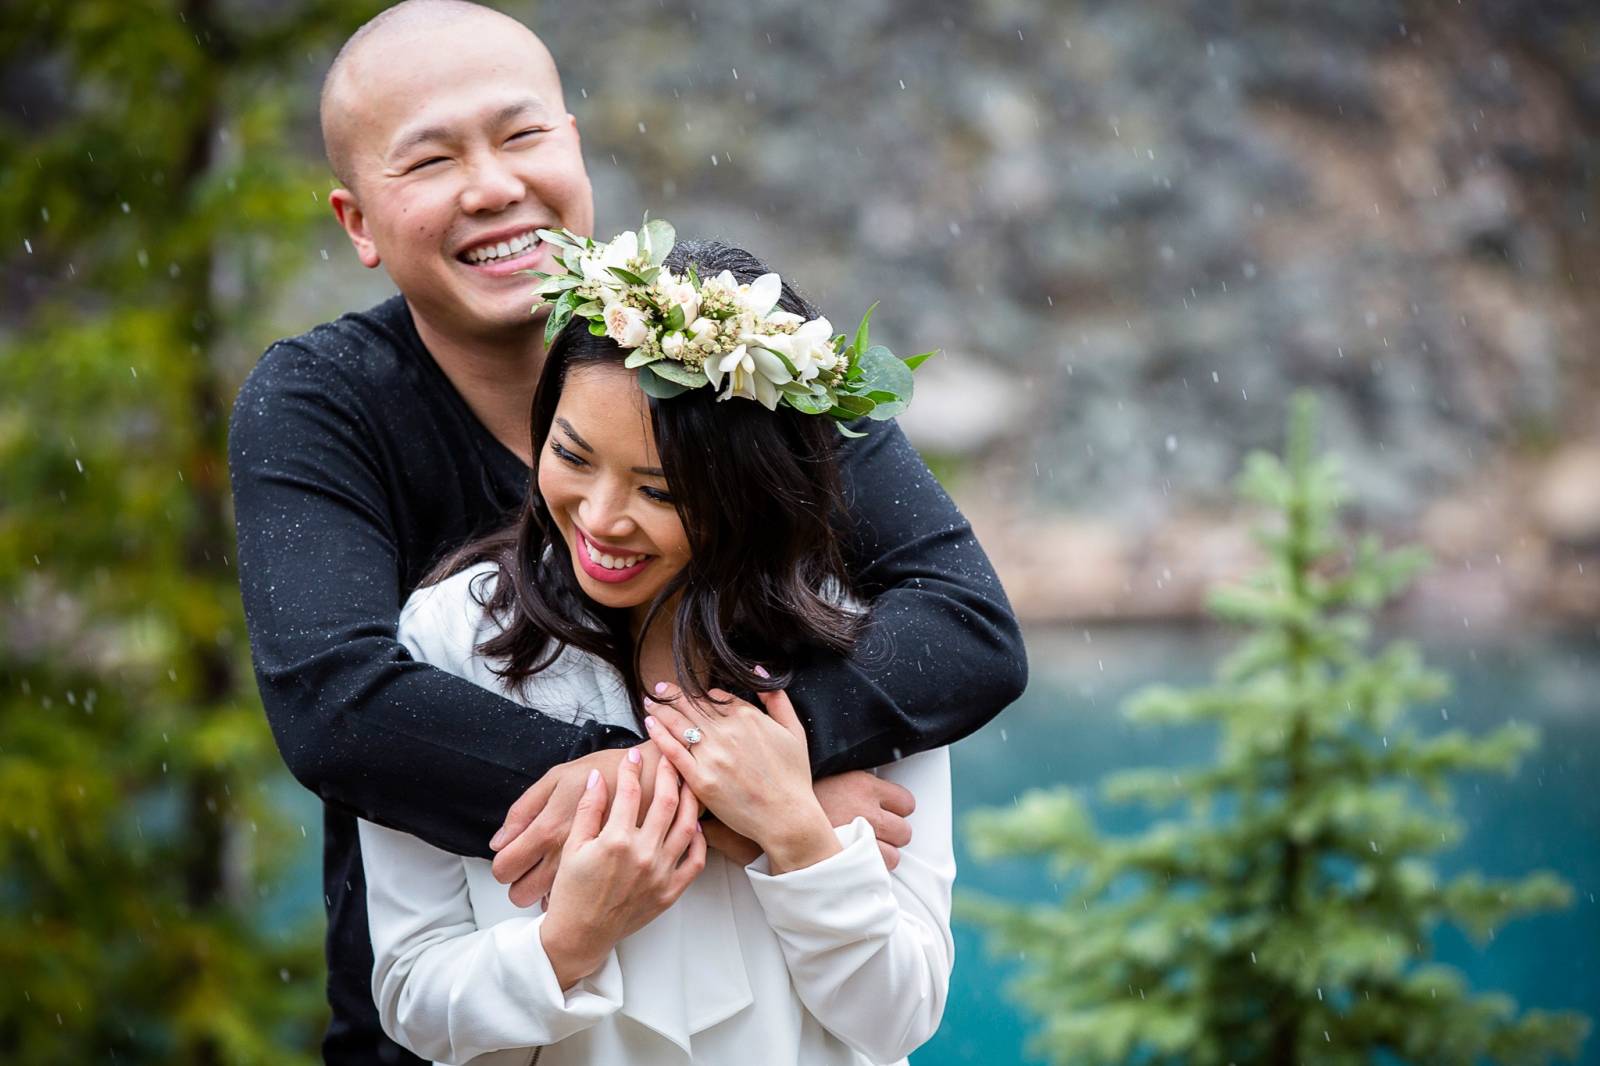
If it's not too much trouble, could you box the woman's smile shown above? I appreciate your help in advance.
[572,527,655,584]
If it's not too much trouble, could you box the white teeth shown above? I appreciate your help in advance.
[465,230,539,263]
[584,538,645,570]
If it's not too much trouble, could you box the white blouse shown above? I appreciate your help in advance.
[358,563,956,1066]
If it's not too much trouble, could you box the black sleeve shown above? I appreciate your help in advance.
[228,344,637,860]
[788,417,1028,777]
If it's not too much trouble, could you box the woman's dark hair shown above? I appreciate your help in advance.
[428,239,861,715]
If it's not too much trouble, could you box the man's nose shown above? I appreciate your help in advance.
[459,152,524,215]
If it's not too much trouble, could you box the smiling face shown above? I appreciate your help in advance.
[536,364,690,620]
[323,9,594,345]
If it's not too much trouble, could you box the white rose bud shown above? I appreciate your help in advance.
[661,280,701,325]
[688,316,718,348]
[661,331,686,360]
[603,302,650,348]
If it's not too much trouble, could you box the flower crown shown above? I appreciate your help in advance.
[529,219,932,435]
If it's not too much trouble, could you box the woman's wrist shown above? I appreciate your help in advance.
[539,912,609,991]
[761,806,843,875]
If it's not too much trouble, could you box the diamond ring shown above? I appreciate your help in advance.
[682,726,703,746]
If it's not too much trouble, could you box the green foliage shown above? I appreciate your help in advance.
[1,2,384,1060]
[961,394,1591,1065]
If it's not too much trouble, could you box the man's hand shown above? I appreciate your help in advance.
[490,743,663,907]
[813,770,915,870]
[690,771,917,871]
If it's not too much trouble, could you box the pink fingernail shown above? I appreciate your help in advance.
[628,748,641,764]
[644,715,658,730]
[654,682,668,695]
[489,828,508,850]
[585,769,599,790]
[754,664,771,679]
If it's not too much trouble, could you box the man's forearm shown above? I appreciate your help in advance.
[254,638,638,858]
[787,419,1027,775]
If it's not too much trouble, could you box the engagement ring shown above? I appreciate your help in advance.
[682,726,703,746]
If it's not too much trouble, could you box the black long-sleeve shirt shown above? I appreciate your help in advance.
[228,294,1026,1065]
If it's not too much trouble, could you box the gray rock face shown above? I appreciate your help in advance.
[531,0,1596,536]
[432,0,1593,617]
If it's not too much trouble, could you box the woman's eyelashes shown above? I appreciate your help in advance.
[550,440,587,468]
[549,441,674,504]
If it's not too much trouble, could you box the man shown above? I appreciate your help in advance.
[228,1,1027,1062]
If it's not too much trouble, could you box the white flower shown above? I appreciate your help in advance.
[687,316,719,349]
[741,273,783,318]
[661,331,686,360]
[741,316,836,384]
[603,301,650,348]
[659,278,700,324]
[580,230,640,292]
[789,317,837,380]
[704,343,787,409]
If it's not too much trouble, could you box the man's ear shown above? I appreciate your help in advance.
[329,187,381,269]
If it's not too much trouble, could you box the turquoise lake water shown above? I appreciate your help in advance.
[917,625,1600,1066]
[271,624,1598,1063]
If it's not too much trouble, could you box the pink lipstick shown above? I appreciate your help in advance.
[574,529,653,584]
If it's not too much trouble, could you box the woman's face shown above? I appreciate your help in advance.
[536,363,690,619]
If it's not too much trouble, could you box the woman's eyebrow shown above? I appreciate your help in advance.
[631,465,665,477]
[555,418,593,452]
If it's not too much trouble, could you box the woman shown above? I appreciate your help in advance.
[357,228,953,1065]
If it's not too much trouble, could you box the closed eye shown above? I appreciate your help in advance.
[549,440,588,468]
[508,127,548,143]
[641,485,673,504]
[408,156,447,172]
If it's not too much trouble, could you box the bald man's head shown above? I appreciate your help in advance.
[320,0,564,189]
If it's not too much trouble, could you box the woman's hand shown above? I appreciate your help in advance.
[644,683,841,875]
[538,746,706,990]
[491,743,666,908]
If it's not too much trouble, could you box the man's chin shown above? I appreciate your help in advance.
[457,286,549,338]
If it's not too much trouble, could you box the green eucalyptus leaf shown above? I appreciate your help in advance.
[608,266,648,287]
[642,219,676,265]
[638,366,692,399]
[902,348,938,371]
[623,349,660,368]
[533,275,582,295]
[664,305,687,332]
[645,360,710,388]
[573,300,602,317]
[588,319,608,336]
[857,344,914,400]
[784,387,834,415]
